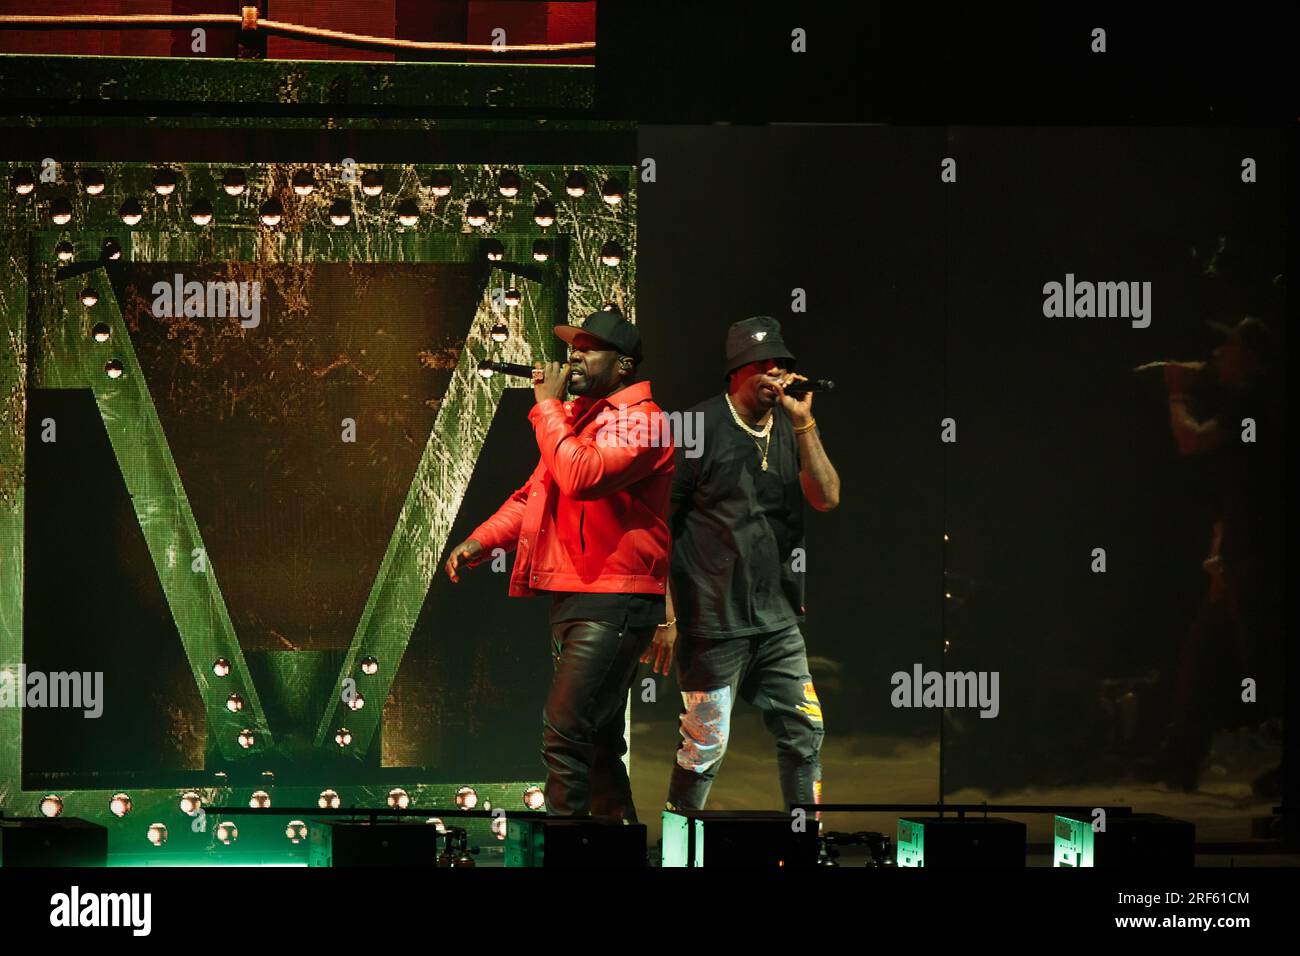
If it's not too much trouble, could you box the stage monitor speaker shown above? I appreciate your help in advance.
[661,810,820,868]
[896,816,1026,867]
[1054,813,1195,867]
[506,817,647,867]
[0,817,108,867]
[308,820,442,867]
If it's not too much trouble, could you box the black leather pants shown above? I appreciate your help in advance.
[542,619,657,820]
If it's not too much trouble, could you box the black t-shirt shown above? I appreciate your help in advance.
[549,591,666,629]
[669,393,805,638]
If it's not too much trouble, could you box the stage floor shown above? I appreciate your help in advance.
[627,709,1287,859]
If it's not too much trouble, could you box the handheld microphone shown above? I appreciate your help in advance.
[477,360,537,378]
[784,378,835,396]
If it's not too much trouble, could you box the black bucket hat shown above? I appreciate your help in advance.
[724,315,796,377]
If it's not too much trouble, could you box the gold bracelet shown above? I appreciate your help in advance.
[792,418,817,435]
[657,618,676,629]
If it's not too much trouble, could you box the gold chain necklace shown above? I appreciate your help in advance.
[725,393,773,471]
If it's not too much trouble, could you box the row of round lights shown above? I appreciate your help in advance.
[15,167,621,201]
[55,237,122,263]
[40,784,544,817]
[75,286,128,380]
[16,168,625,229]
[332,655,380,747]
[145,820,302,847]
[43,784,545,847]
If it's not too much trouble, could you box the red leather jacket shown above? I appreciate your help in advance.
[468,380,674,597]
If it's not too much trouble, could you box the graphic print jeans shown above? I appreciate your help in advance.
[667,624,824,811]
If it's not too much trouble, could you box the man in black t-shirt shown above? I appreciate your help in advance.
[641,316,842,812]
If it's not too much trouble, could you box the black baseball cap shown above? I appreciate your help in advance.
[724,315,796,377]
[554,306,643,363]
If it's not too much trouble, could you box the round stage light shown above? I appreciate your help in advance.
[498,170,521,197]
[466,200,489,228]
[81,169,106,196]
[249,790,271,809]
[476,362,494,379]
[360,170,385,197]
[50,198,73,225]
[55,241,74,262]
[490,323,509,343]
[532,239,551,262]
[347,692,365,711]
[360,656,379,676]
[80,287,98,307]
[12,169,36,195]
[179,791,202,816]
[426,817,447,833]
[118,199,143,226]
[292,169,316,196]
[110,793,132,818]
[101,238,122,261]
[601,178,626,206]
[600,241,623,267]
[40,794,63,818]
[259,198,283,227]
[482,238,504,261]
[504,287,522,307]
[104,359,124,379]
[147,823,168,846]
[237,729,256,750]
[189,199,214,226]
[226,693,244,713]
[318,789,341,810]
[212,658,231,677]
[454,786,478,810]
[429,170,452,197]
[222,169,247,196]
[564,171,587,197]
[335,727,352,748]
[396,198,420,227]
[285,820,308,844]
[328,198,352,226]
[152,168,178,196]
[216,822,238,845]
[387,788,410,810]
[523,786,545,810]
[491,815,508,841]
[92,323,110,343]
[533,200,556,227]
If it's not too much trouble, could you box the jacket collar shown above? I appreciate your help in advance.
[569,379,654,420]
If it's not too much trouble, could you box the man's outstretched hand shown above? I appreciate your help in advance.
[444,538,484,583]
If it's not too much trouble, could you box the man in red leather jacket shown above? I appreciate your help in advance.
[444,307,673,821]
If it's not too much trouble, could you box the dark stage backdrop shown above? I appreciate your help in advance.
[634,125,1286,835]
